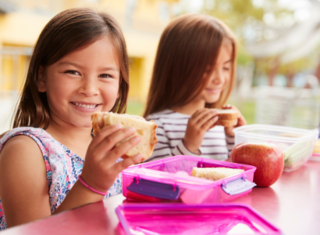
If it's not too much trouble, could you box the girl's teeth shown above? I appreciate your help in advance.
[74,103,96,109]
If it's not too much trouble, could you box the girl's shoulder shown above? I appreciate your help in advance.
[0,127,60,158]
[0,127,52,146]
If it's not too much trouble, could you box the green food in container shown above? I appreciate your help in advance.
[283,138,315,171]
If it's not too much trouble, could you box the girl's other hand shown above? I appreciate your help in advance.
[81,124,142,194]
[183,108,219,153]
[222,104,247,137]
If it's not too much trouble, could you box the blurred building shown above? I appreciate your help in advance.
[0,0,179,101]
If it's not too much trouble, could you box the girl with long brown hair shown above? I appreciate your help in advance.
[0,8,143,229]
[144,14,246,162]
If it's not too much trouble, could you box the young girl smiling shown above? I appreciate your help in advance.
[144,14,247,162]
[0,8,142,229]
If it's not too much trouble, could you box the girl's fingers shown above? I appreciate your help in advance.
[189,109,206,124]
[188,110,204,126]
[112,153,143,174]
[195,109,218,126]
[202,116,219,130]
[190,109,207,121]
[100,135,141,167]
[192,109,210,123]
[222,104,233,109]
[224,126,234,137]
[92,127,137,161]
[237,115,247,126]
[121,154,130,160]
[90,124,123,149]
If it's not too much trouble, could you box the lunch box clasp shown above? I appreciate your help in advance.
[127,177,180,200]
[221,174,256,195]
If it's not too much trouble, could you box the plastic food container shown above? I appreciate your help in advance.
[122,155,256,204]
[116,203,282,235]
[234,124,318,172]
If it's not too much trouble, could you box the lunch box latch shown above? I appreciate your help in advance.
[221,175,256,195]
[127,177,180,200]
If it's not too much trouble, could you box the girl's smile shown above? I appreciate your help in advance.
[71,102,101,112]
[204,88,222,94]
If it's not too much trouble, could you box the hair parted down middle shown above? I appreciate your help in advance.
[12,8,129,129]
[143,14,237,118]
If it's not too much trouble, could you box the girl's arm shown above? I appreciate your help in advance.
[147,118,202,161]
[148,110,219,160]
[183,109,219,153]
[54,125,142,214]
[0,136,51,228]
[0,125,142,227]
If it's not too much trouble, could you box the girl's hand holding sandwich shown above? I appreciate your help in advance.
[183,109,219,153]
[221,104,247,137]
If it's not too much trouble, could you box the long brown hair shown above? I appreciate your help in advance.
[12,8,129,129]
[143,14,237,117]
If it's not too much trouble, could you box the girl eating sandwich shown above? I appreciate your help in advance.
[144,14,247,162]
[0,8,143,230]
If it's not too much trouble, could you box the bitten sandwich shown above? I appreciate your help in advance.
[92,112,158,161]
[191,167,244,181]
[216,109,239,127]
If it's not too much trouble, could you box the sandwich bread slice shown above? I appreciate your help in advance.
[91,112,158,161]
[216,109,239,127]
[191,167,244,181]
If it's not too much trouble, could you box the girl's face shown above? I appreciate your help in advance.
[197,41,232,104]
[38,36,120,128]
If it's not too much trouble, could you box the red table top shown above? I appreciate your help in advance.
[2,159,320,235]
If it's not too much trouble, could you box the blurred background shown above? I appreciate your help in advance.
[0,0,319,133]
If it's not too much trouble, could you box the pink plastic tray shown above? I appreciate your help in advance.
[122,155,256,204]
[116,203,282,235]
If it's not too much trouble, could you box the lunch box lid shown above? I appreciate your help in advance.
[116,203,282,235]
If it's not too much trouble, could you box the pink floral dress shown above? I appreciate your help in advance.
[0,127,122,230]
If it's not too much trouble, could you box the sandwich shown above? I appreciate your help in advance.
[91,112,158,161]
[191,167,244,181]
[216,109,238,127]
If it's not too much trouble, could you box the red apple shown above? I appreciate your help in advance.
[230,143,284,187]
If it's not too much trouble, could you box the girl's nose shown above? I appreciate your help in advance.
[212,69,224,84]
[79,77,99,97]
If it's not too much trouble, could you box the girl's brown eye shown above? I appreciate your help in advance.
[99,74,113,79]
[65,70,80,75]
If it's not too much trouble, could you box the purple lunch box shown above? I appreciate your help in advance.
[122,155,256,204]
[116,203,282,235]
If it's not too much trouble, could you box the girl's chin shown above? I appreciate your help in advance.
[83,123,94,128]
[206,97,220,103]
[70,120,93,129]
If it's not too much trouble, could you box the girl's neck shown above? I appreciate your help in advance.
[44,119,92,159]
[171,99,206,115]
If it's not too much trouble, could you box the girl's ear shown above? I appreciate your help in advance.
[38,66,46,92]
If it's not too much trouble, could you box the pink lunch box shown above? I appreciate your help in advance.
[122,155,256,204]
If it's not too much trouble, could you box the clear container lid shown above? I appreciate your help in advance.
[234,124,317,143]
[116,203,281,235]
